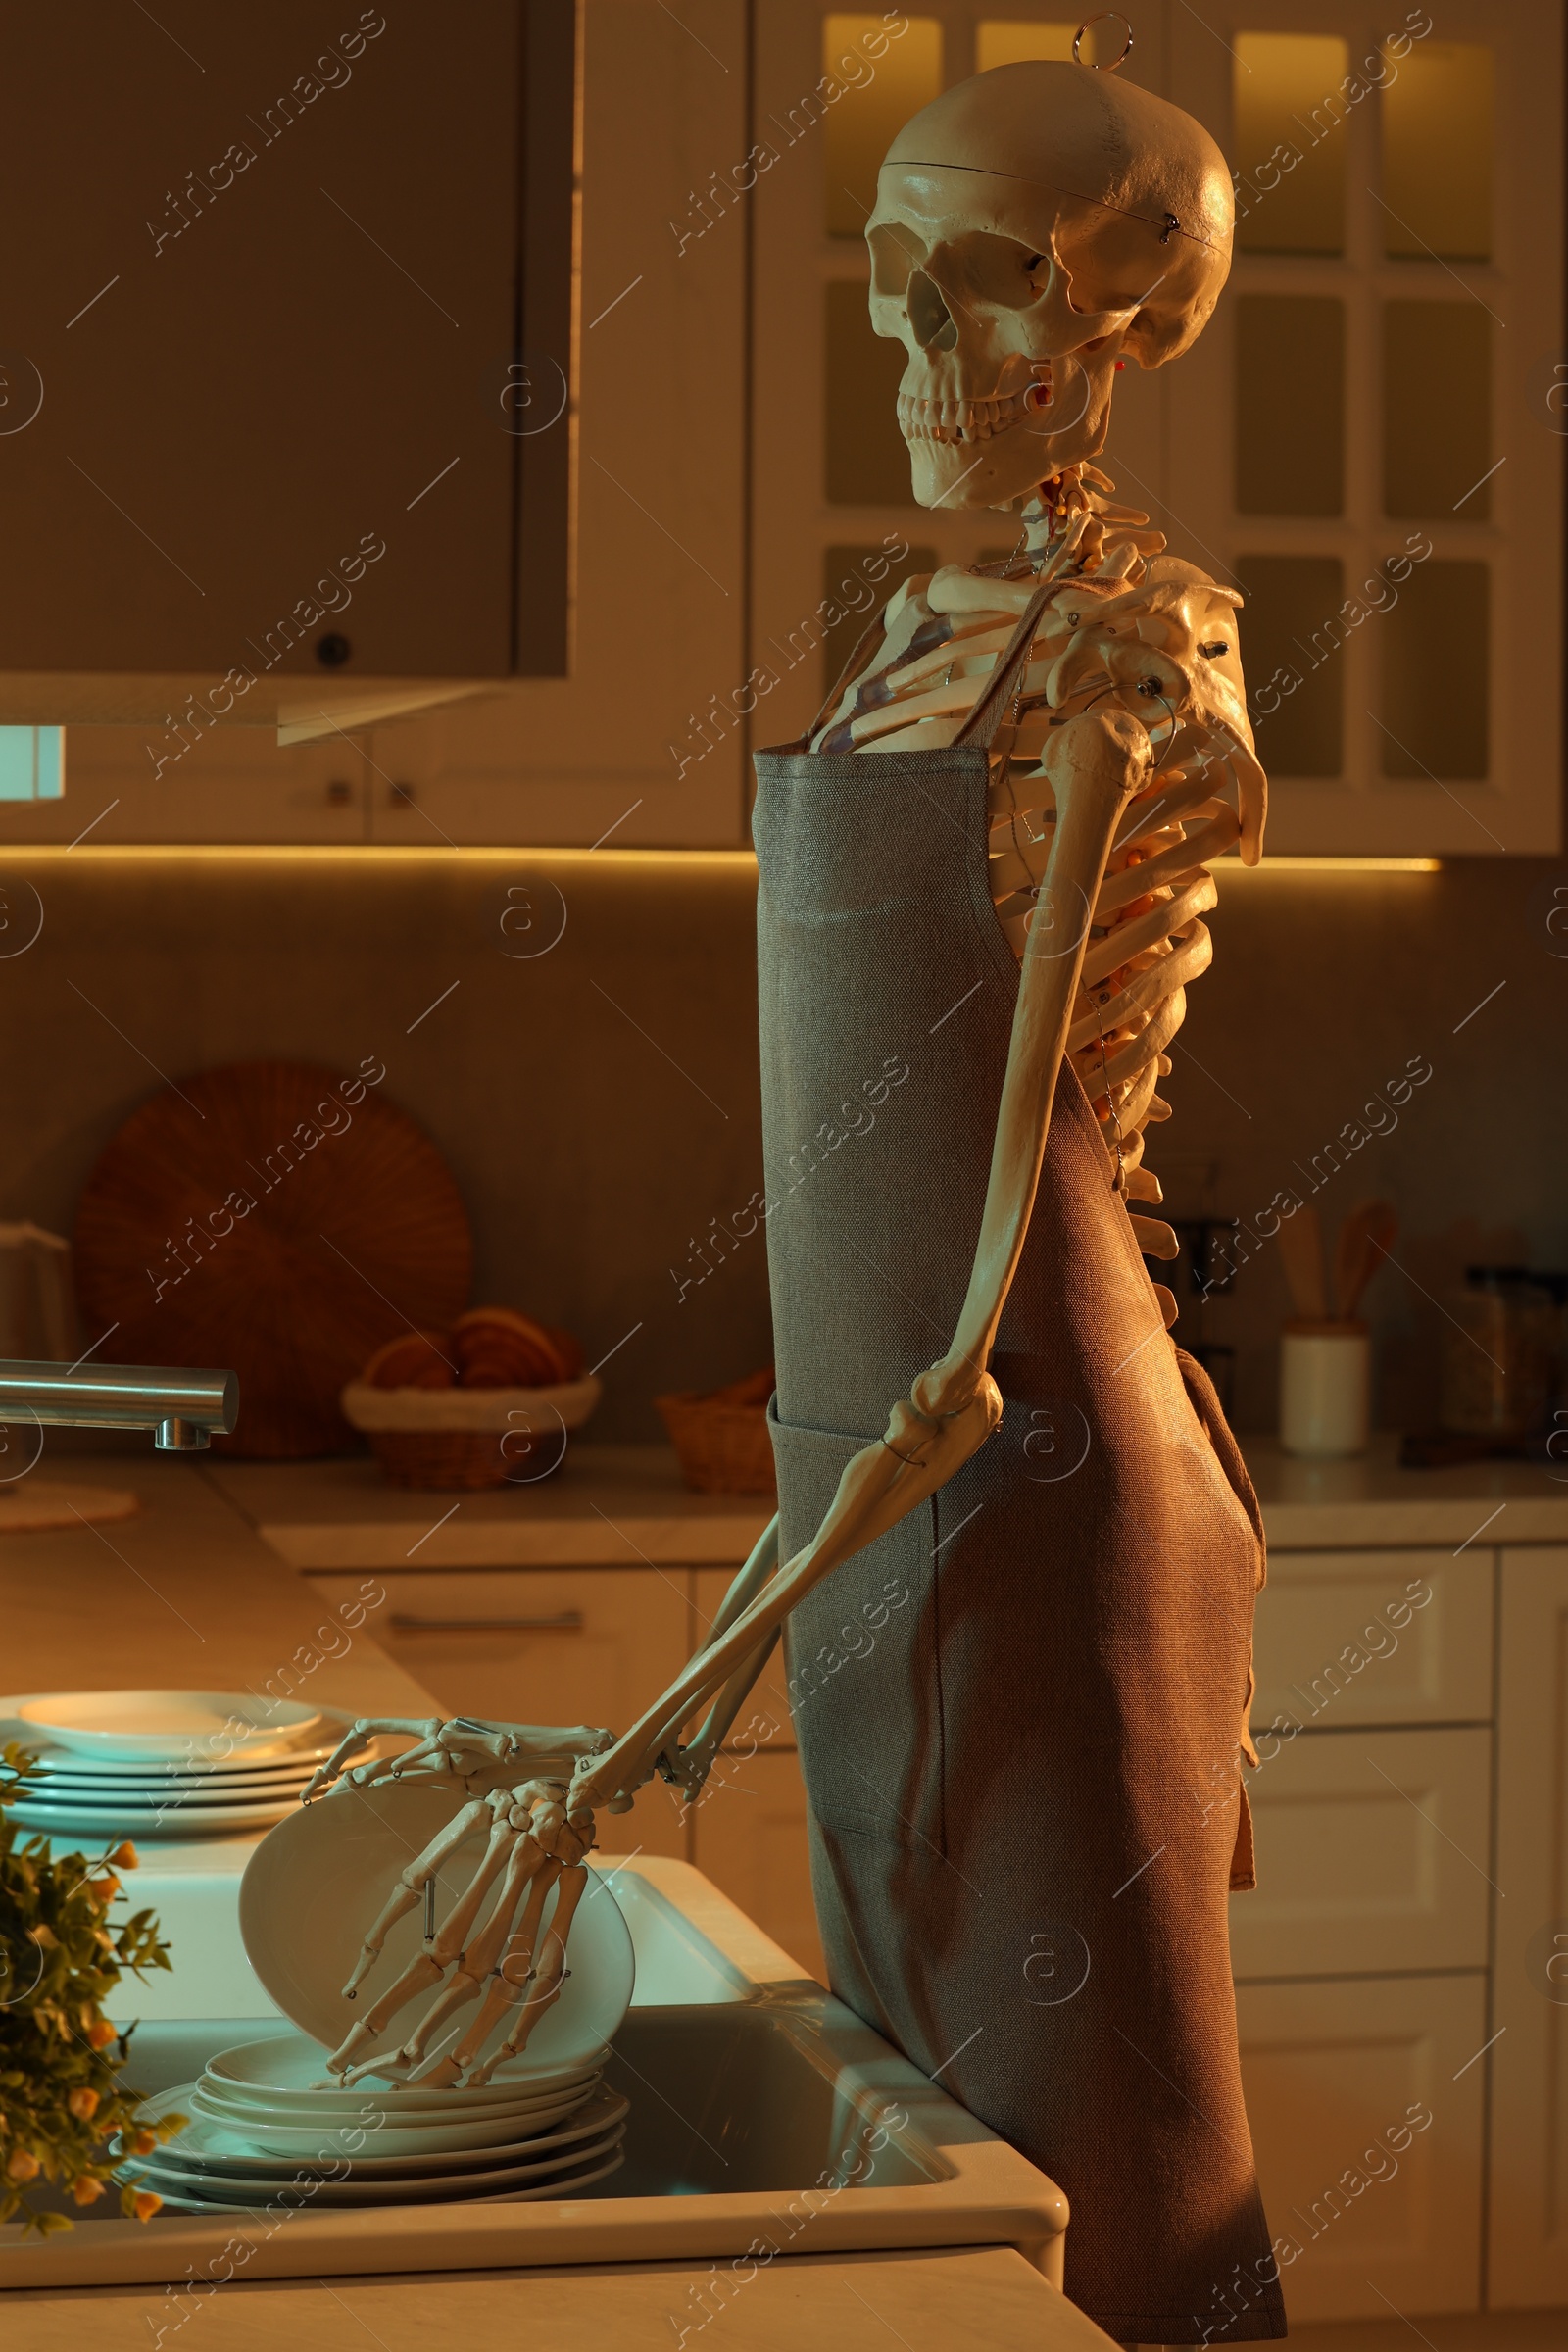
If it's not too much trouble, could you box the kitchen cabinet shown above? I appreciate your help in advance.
[689,1746,824,1982]
[1249,1546,1492,1730]
[0,4,570,726]
[0,1,750,850]
[1231,1727,1492,1981]
[752,0,1561,854]
[1166,0,1562,853]
[1236,1974,1487,2325]
[1490,1546,1568,2309]
[1233,1520,1568,2328]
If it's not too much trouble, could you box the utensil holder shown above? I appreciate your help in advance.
[1280,1321,1370,1458]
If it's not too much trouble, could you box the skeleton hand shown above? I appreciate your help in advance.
[302,1713,618,1806]
[300,1715,632,2086]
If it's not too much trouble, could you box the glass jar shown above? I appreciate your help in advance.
[1439,1267,1559,1439]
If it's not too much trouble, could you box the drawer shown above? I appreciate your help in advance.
[1236,1974,1486,2324]
[306,1568,694,1862]
[690,1746,824,1983]
[694,1566,796,1748]
[1251,1550,1493,1731]
[1230,1727,1491,1979]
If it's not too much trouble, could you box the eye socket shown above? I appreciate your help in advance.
[1200,640,1230,658]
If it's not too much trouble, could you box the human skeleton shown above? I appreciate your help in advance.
[303,53,1266,2088]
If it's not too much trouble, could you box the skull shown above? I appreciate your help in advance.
[867,63,1233,510]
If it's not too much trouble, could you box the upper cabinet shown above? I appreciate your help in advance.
[0,0,750,848]
[0,5,570,724]
[751,1,1562,856]
[1166,0,1562,854]
[2,4,1555,851]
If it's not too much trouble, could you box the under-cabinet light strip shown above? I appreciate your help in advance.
[0,846,1442,871]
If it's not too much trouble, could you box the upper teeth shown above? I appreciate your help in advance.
[897,384,1049,445]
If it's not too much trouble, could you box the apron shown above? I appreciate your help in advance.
[751,597,1287,2346]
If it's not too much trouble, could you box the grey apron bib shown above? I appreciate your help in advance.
[751,598,1287,2345]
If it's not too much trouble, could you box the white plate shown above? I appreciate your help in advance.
[240,1783,634,2082]
[15,1783,313,1811]
[24,1756,321,1784]
[185,2082,594,2157]
[24,1774,315,1802]
[135,2086,625,2181]
[17,1748,338,1782]
[8,1798,297,1838]
[14,1690,322,1762]
[0,1694,362,1775]
[125,2123,625,2208]
[203,2029,602,2109]
[196,2069,599,2127]
[476,2147,624,2201]
[24,1768,315,1796]
[190,2085,595,2135]
[134,2145,624,2214]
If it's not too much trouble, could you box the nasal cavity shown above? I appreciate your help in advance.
[907,270,957,354]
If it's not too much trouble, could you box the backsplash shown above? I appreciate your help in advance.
[0,849,1562,1442]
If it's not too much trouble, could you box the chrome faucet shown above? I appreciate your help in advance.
[0,1360,239,1452]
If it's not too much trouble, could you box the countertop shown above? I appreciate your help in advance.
[207,1444,772,1569]
[3,2247,1110,2350]
[1243,1434,1568,1548]
[0,1455,436,1715]
[202,1436,1568,1570]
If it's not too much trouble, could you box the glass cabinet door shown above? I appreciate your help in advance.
[1168,0,1560,854]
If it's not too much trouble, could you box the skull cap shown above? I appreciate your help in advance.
[880,62,1234,364]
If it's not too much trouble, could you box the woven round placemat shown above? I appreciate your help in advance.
[74,1061,472,1458]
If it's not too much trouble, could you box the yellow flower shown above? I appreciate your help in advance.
[108,1841,138,1868]
[129,2130,157,2157]
[67,2087,100,2122]
[88,1874,121,1904]
[86,2019,119,2050]
[132,2190,162,2222]
[4,2149,40,2184]
[71,2175,106,2205]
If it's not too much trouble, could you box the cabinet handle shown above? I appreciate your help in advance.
[387,1609,586,1634]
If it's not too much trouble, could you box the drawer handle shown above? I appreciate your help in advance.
[387,1610,586,1634]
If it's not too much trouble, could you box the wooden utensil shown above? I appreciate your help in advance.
[1276,1203,1328,1323]
[1334,1199,1397,1322]
[74,1061,472,1457]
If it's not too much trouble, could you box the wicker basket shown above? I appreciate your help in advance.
[656,1383,777,1495]
[340,1377,601,1492]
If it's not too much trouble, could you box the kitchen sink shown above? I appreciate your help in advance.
[105,1846,773,2023]
[3,1859,1069,2294]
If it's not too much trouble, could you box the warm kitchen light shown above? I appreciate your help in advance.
[1212,856,1442,875]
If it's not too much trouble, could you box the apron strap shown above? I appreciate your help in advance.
[953,572,1061,751]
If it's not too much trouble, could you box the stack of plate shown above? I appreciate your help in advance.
[0,1690,355,1838]
[116,2032,626,2210]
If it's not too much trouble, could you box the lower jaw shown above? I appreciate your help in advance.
[905,400,1108,507]
[906,429,1064,511]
